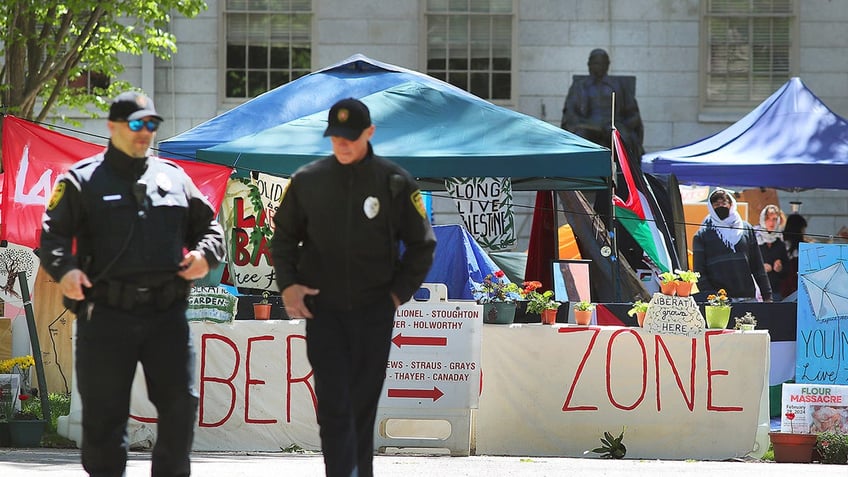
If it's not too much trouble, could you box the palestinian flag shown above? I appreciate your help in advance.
[611,129,675,273]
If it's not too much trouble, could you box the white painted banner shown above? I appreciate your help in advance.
[445,177,515,251]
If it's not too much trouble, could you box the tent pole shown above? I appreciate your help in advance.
[610,92,620,301]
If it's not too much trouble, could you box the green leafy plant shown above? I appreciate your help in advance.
[587,427,627,459]
[473,270,521,303]
[734,312,757,330]
[659,271,678,284]
[626,300,649,317]
[573,300,596,312]
[815,431,848,464]
[259,290,271,305]
[675,269,700,283]
[520,281,561,315]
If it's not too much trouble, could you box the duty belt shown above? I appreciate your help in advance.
[91,277,189,311]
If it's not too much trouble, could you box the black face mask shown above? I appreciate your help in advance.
[714,206,730,220]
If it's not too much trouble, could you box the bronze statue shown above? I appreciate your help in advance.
[561,49,644,162]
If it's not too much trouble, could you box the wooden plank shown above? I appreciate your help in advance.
[33,267,75,395]
[0,317,11,360]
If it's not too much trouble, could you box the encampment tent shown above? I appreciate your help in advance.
[161,54,611,191]
[642,77,848,190]
[197,81,610,191]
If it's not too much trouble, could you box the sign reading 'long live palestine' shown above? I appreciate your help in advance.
[642,293,705,337]
[445,177,515,251]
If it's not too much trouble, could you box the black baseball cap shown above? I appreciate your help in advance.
[108,91,163,122]
[323,98,371,141]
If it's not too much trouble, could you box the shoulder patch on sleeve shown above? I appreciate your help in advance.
[47,182,66,211]
[410,190,426,219]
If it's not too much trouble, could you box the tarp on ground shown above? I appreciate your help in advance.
[642,77,848,190]
[197,80,610,191]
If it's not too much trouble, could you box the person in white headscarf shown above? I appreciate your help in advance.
[692,189,772,302]
[755,204,789,300]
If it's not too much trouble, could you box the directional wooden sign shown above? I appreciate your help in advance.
[378,284,482,409]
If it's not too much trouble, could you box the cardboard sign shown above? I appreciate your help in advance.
[187,286,238,324]
[778,383,848,434]
[643,293,705,337]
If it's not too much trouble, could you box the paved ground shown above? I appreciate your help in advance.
[0,449,846,476]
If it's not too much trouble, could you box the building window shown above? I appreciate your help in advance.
[225,0,312,99]
[68,71,111,93]
[702,0,796,108]
[425,0,514,102]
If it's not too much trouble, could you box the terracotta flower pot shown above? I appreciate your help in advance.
[636,311,647,327]
[675,281,693,297]
[768,431,817,463]
[253,303,271,320]
[541,308,557,325]
[660,281,676,296]
[574,309,592,325]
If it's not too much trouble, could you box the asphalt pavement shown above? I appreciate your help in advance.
[1,448,846,476]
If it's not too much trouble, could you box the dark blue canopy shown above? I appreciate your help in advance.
[642,78,848,190]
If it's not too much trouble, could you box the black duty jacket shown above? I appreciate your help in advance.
[40,143,225,285]
[271,146,436,311]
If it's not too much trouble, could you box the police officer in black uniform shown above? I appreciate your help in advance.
[40,91,226,477]
[271,98,436,477]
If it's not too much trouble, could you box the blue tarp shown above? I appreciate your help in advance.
[421,224,503,300]
[642,77,848,190]
[161,54,610,191]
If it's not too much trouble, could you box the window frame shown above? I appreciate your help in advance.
[699,0,799,116]
[220,0,314,105]
[421,0,517,106]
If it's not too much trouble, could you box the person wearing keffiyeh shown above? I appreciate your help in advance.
[692,189,773,302]
[755,204,789,300]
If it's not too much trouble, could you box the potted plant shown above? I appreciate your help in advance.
[627,300,650,327]
[815,430,848,464]
[473,270,521,324]
[769,411,818,463]
[704,289,731,329]
[572,301,595,325]
[659,271,678,296]
[253,291,272,320]
[734,312,757,331]
[0,355,44,447]
[674,269,700,297]
[521,281,561,325]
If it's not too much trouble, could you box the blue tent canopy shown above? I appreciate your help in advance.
[159,54,465,160]
[642,77,848,190]
[161,54,610,191]
[197,81,610,190]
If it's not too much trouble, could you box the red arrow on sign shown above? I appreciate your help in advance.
[391,333,447,348]
[388,386,444,402]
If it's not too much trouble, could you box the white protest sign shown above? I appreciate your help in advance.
[643,293,705,337]
[380,284,482,409]
[778,383,848,433]
[445,177,516,251]
[187,286,238,323]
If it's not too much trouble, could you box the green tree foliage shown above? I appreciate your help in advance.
[0,0,207,122]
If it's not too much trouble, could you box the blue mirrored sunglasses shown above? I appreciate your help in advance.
[127,119,161,132]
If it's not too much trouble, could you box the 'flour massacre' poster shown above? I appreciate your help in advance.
[795,243,848,386]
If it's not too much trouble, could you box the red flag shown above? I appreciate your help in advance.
[1,116,231,249]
